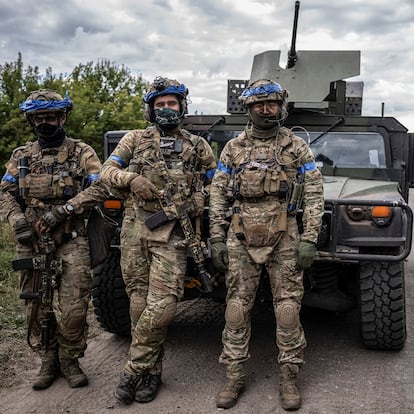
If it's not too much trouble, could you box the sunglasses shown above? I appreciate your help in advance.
[32,114,60,123]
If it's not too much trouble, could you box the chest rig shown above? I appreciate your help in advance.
[232,140,289,201]
[18,139,84,205]
[128,128,204,211]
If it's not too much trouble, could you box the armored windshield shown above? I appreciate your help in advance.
[296,132,386,169]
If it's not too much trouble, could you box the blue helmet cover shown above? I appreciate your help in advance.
[19,90,72,113]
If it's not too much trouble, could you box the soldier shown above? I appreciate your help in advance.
[209,79,324,411]
[0,89,109,390]
[100,76,216,405]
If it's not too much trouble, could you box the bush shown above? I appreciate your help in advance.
[0,223,26,329]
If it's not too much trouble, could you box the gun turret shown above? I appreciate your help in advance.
[226,1,362,115]
[287,1,300,69]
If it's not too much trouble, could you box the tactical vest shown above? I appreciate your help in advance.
[230,136,297,248]
[18,138,84,205]
[128,128,205,212]
[232,141,291,200]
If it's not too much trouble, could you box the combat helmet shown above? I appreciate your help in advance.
[20,89,73,124]
[143,76,189,124]
[239,79,289,124]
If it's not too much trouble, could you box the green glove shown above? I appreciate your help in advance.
[40,204,73,231]
[13,218,34,246]
[297,240,317,269]
[210,237,229,273]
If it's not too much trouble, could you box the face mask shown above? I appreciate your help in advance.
[35,123,59,137]
[35,124,66,148]
[154,108,182,130]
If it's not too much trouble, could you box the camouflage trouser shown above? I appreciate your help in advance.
[122,219,187,376]
[219,216,306,381]
[120,207,149,329]
[17,236,92,360]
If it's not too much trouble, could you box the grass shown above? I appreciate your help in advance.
[0,223,29,389]
[0,223,26,329]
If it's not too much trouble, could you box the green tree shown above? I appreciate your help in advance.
[65,59,148,159]
[0,53,40,165]
[0,55,148,168]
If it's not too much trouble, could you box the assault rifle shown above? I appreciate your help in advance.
[144,161,215,294]
[12,233,63,350]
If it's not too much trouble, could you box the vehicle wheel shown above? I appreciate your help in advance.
[359,261,406,350]
[91,248,131,337]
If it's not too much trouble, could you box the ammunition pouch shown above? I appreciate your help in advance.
[236,167,289,199]
[24,173,77,201]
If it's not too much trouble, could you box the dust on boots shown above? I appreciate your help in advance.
[32,351,60,390]
[59,358,88,388]
[216,378,246,409]
[279,363,301,411]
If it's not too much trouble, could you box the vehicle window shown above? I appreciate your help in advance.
[296,132,386,168]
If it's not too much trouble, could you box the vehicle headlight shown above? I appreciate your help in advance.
[346,205,392,226]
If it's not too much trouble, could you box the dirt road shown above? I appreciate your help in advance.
[1,274,413,414]
[2,234,414,413]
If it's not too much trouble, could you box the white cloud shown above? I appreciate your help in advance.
[0,0,413,131]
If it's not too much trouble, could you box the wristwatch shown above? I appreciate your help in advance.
[64,203,75,215]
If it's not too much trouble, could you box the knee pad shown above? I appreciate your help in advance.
[153,295,177,328]
[62,303,87,330]
[276,300,299,329]
[129,295,147,326]
[225,299,246,330]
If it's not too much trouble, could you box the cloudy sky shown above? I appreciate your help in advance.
[1,0,413,130]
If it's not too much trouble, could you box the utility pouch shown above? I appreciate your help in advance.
[145,210,171,230]
[238,169,266,198]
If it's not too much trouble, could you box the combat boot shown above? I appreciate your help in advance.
[279,363,301,411]
[135,373,162,403]
[60,358,88,388]
[32,351,59,390]
[115,371,142,404]
[216,378,245,409]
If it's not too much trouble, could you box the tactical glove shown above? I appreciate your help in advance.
[13,218,34,245]
[210,236,229,273]
[130,175,158,200]
[39,204,74,233]
[297,240,317,270]
[191,192,205,216]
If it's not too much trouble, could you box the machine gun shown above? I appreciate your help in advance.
[144,161,215,294]
[12,233,63,350]
[287,1,300,69]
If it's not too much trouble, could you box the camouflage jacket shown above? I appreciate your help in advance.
[209,126,324,245]
[0,136,108,227]
[100,126,216,240]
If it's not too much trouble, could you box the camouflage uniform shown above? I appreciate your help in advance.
[0,89,108,389]
[210,79,324,410]
[101,125,216,379]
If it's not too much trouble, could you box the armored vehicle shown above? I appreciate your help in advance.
[91,1,413,351]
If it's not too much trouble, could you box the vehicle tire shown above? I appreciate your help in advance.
[91,248,131,337]
[359,261,406,350]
